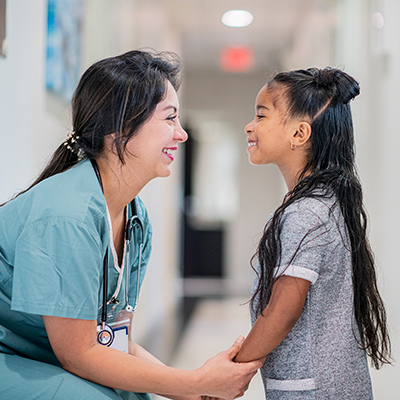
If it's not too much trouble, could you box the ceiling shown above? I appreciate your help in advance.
[166,0,338,72]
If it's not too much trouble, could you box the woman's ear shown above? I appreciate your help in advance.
[292,121,311,147]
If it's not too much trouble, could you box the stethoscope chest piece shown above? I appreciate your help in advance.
[97,324,115,346]
[125,304,134,313]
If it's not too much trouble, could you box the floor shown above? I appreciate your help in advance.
[151,297,265,400]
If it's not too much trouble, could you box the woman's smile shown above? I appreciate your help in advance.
[162,146,177,161]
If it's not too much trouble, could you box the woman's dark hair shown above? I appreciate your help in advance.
[13,49,182,196]
[250,67,391,369]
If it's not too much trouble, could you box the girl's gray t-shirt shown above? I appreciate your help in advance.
[251,196,373,399]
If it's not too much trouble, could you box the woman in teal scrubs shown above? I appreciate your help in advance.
[0,50,262,400]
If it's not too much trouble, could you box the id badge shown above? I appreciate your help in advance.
[110,325,129,353]
[109,310,131,353]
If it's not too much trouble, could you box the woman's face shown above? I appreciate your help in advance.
[245,85,297,167]
[124,81,188,182]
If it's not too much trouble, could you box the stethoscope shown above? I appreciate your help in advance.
[91,160,144,347]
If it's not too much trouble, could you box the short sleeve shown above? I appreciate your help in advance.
[275,200,335,284]
[12,218,103,320]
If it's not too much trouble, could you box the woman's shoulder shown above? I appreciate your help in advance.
[8,159,107,228]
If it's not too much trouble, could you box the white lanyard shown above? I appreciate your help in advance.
[105,202,143,313]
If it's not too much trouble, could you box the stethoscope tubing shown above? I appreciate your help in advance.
[125,215,143,313]
[101,247,109,328]
[91,159,144,346]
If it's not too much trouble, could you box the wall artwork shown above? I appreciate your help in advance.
[46,0,83,102]
[0,0,6,58]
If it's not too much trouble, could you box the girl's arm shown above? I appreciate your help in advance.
[43,316,262,399]
[235,275,310,363]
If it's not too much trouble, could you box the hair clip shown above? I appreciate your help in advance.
[64,131,80,153]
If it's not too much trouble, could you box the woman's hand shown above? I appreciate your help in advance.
[194,336,263,399]
[160,396,203,400]
[201,397,225,400]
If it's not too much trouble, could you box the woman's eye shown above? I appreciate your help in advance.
[167,115,177,122]
[256,115,264,120]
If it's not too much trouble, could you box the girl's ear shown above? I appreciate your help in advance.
[292,121,311,147]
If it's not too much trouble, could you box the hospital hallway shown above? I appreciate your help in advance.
[151,296,265,400]
[2,0,400,397]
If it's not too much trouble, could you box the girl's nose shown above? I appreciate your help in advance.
[245,119,254,135]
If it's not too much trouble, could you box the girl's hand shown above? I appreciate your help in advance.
[195,336,263,399]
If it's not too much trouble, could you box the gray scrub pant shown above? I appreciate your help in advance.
[0,353,152,400]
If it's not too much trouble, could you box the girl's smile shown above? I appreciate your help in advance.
[247,140,257,150]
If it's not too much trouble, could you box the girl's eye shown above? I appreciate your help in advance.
[256,115,264,120]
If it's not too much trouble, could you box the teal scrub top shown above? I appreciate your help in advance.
[0,159,152,366]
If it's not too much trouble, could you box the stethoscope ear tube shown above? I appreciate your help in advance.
[101,247,109,324]
[125,202,144,313]
[97,247,115,346]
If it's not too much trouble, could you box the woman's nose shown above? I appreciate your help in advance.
[175,124,188,143]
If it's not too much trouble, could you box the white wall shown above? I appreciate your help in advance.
[0,0,64,203]
[334,0,400,396]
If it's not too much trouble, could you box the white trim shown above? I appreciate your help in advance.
[106,206,122,273]
[105,205,127,302]
[274,265,318,284]
[266,377,316,391]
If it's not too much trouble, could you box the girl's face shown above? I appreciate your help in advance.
[245,85,298,168]
[124,81,188,182]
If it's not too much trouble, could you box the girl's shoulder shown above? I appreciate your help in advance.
[283,193,340,228]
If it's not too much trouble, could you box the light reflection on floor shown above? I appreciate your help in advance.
[151,297,264,399]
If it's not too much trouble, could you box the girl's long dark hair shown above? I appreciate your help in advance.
[250,67,391,369]
[4,50,181,202]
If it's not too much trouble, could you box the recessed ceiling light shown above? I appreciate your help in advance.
[372,12,384,28]
[221,10,254,28]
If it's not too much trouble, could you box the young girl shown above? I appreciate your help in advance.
[235,68,391,399]
[0,50,262,400]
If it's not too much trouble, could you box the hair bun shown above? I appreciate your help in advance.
[332,69,360,104]
[314,69,335,90]
[313,68,360,104]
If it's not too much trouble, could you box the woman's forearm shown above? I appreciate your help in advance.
[129,341,166,365]
[44,316,262,398]
[65,345,201,396]
[69,342,260,398]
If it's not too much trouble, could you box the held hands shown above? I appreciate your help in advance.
[196,336,264,399]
